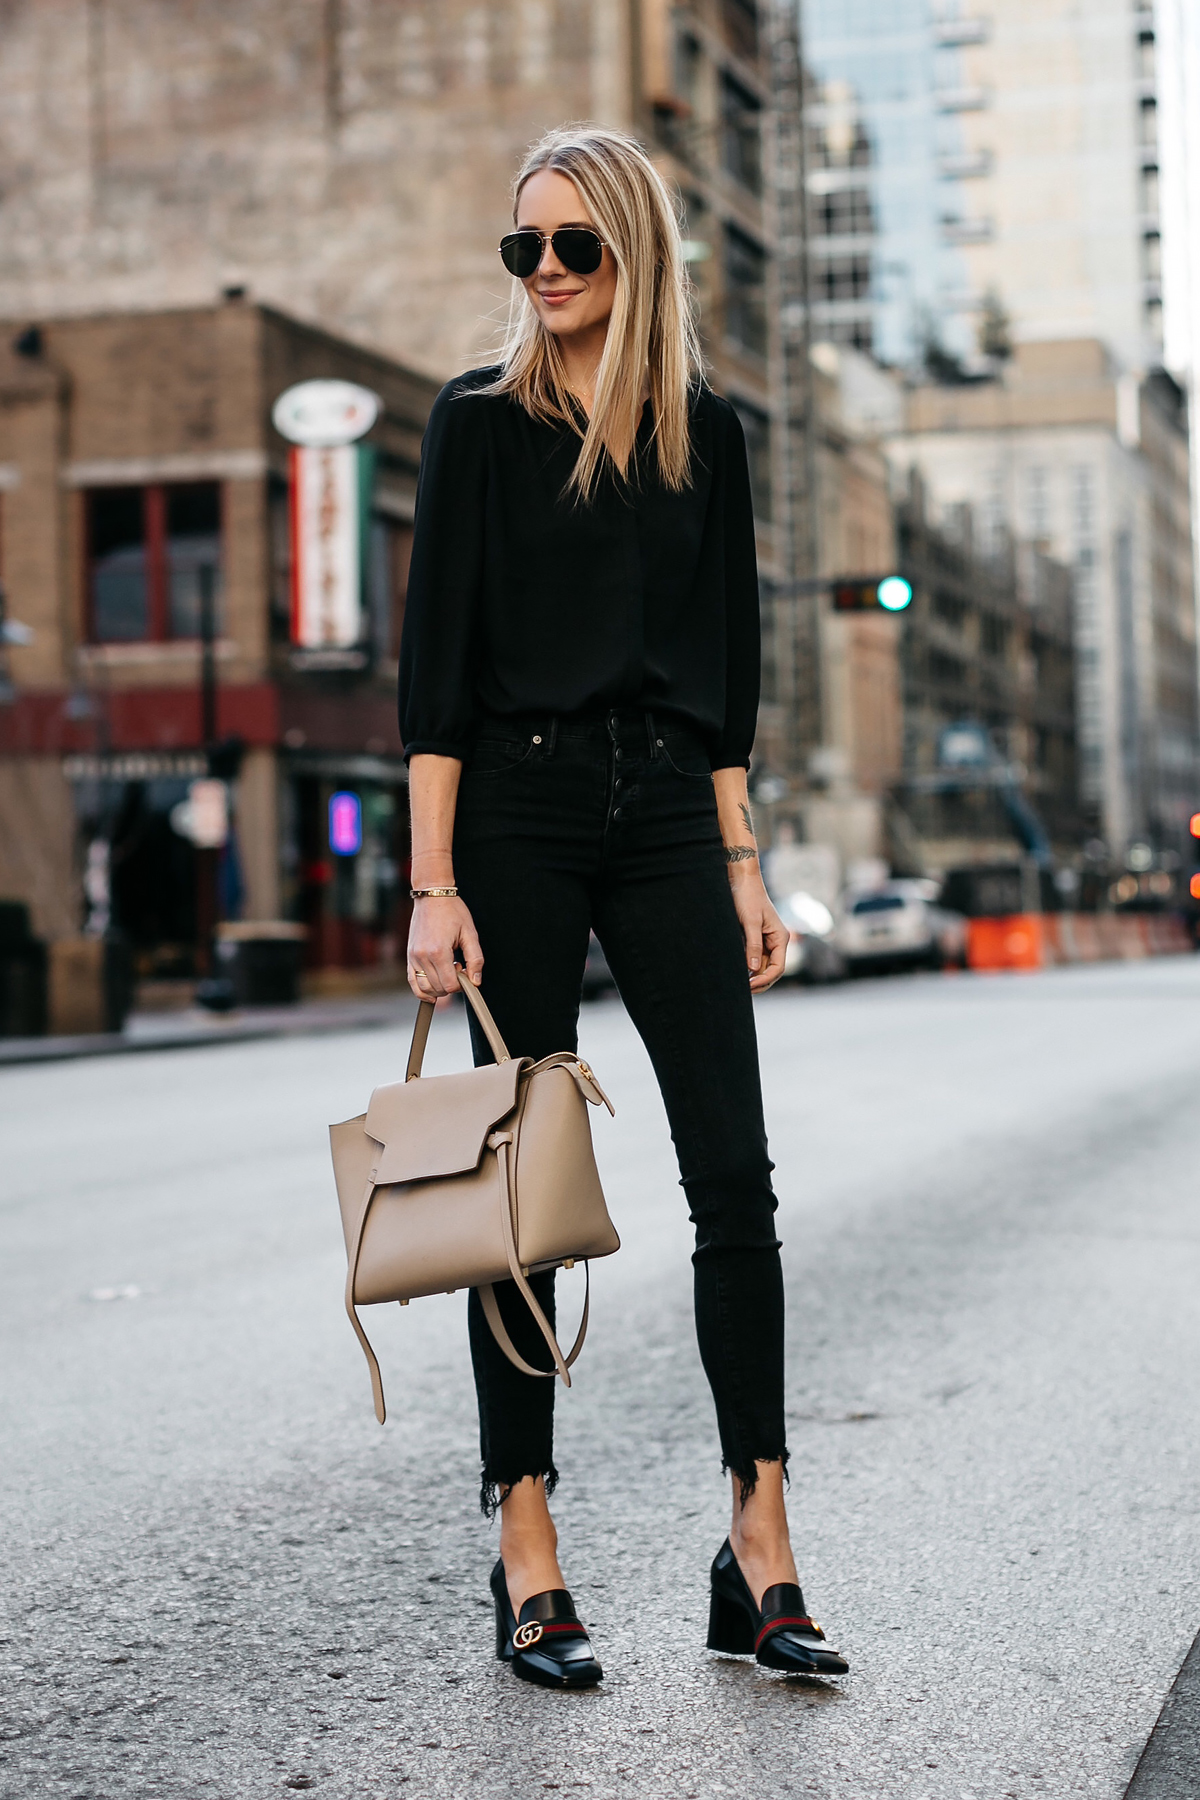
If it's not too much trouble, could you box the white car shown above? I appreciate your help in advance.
[836,882,967,974]
[775,890,846,983]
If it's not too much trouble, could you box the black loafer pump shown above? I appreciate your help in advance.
[491,1560,603,1689]
[707,1539,849,1676]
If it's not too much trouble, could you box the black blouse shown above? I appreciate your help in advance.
[397,367,761,770]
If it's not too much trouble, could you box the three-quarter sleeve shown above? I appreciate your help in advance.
[398,381,489,761]
[710,400,761,770]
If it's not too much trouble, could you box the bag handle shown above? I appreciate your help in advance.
[405,968,511,1080]
[478,1265,589,1382]
[480,1130,583,1385]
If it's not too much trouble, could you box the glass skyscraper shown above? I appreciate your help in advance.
[804,0,993,369]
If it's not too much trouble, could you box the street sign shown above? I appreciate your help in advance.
[329,791,362,857]
[272,380,380,447]
[290,444,370,648]
[831,575,913,612]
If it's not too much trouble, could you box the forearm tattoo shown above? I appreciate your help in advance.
[722,798,759,864]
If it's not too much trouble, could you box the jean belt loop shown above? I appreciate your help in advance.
[547,717,559,757]
[646,710,658,759]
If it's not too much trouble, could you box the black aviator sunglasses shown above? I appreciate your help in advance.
[499,227,608,279]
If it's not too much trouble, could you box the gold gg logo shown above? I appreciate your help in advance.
[513,1621,544,1650]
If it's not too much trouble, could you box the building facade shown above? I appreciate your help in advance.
[888,340,1200,859]
[893,476,1079,869]
[0,301,436,985]
[804,0,1168,374]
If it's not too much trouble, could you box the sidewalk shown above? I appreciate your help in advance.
[0,988,422,1067]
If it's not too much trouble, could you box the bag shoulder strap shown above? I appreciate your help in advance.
[344,1176,387,1423]
[406,969,510,1081]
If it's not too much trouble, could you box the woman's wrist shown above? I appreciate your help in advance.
[410,852,455,886]
[725,853,764,889]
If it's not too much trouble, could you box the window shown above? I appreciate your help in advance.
[981,613,1010,656]
[1141,163,1159,216]
[674,30,702,109]
[730,399,772,522]
[721,0,758,61]
[819,317,874,353]
[933,588,965,628]
[723,224,767,356]
[89,488,148,642]
[1026,465,1050,539]
[166,485,222,638]
[87,483,221,643]
[929,649,966,686]
[1139,96,1157,147]
[721,73,762,194]
[814,187,873,239]
[1142,230,1161,281]
[813,253,872,301]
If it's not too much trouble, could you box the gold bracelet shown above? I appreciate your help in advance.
[410,886,459,899]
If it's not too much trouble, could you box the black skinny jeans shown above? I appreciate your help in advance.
[453,708,786,1515]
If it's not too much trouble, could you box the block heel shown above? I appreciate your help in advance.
[494,1584,512,1660]
[707,1538,849,1676]
[707,1585,755,1653]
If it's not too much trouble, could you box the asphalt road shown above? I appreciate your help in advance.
[3,957,1200,1800]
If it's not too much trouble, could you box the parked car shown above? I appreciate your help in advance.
[836,882,967,974]
[775,890,846,984]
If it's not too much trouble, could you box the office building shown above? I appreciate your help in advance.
[888,341,1199,857]
[804,0,1168,374]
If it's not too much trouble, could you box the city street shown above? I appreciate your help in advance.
[3,957,1200,1799]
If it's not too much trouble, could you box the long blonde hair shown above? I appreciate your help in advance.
[484,125,703,501]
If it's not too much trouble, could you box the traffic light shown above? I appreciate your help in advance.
[832,575,914,613]
[1190,812,1200,840]
[1190,815,1200,901]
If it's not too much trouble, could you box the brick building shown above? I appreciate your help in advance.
[0,300,436,982]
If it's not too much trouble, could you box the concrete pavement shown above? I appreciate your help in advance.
[3,958,1200,1798]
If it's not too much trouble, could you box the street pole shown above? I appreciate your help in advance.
[199,558,217,751]
[765,0,820,788]
[196,561,218,975]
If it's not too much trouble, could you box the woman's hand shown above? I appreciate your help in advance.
[728,867,788,992]
[711,765,786,992]
[405,752,483,1002]
[407,895,484,1000]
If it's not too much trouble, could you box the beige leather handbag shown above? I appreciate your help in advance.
[330,971,620,1423]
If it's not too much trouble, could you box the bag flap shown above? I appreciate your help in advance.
[365,1058,525,1185]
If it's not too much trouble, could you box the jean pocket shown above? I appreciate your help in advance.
[657,736,713,780]
[466,736,534,775]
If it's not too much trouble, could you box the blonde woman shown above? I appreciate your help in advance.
[399,126,848,1690]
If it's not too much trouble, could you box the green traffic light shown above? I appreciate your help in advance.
[877,576,913,612]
